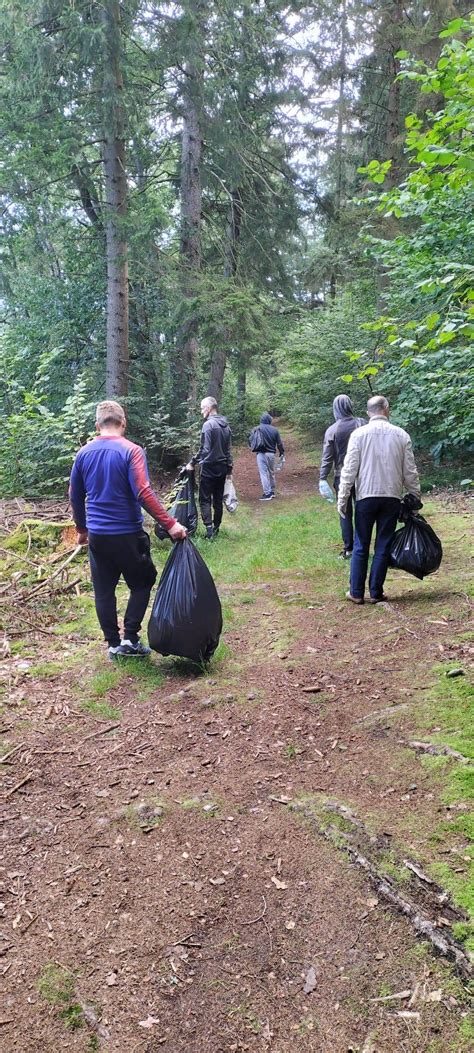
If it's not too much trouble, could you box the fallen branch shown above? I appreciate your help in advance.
[5,773,34,799]
[340,833,471,977]
[22,545,82,600]
[241,895,268,927]
[80,723,121,743]
[290,800,472,979]
[408,740,469,764]
[370,990,411,1003]
[1,743,25,765]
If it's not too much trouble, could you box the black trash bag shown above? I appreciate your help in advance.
[399,492,424,522]
[155,469,198,541]
[389,513,442,580]
[147,537,222,662]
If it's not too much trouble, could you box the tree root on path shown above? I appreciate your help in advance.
[287,798,472,980]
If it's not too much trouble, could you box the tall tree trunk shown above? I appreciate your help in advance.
[102,0,129,398]
[207,188,244,402]
[385,1,404,188]
[174,39,203,413]
[329,0,347,300]
[236,357,246,429]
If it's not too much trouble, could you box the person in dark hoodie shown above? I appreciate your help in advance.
[186,396,233,539]
[250,413,285,501]
[319,394,366,558]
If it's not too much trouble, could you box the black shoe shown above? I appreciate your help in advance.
[205,526,214,539]
[213,527,219,538]
[117,639,151,658]
[259,494,273,502]
[338,548,353,560]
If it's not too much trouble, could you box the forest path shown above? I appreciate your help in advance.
[1,429,473,1053]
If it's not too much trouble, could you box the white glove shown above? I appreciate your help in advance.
[319,480,334,503]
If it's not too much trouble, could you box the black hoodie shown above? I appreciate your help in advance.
[253,413,285,455]
[193,413,233,476]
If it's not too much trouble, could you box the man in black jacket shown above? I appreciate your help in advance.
[187,397,233,538]
[319,395,365,557]
[251,413,285,501]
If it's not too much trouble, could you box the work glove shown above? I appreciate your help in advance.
[319,480,334,503]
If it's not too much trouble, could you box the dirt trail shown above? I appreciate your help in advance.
[1,433,472,1052]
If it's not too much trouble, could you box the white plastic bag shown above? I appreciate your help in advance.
[223,478,238,513]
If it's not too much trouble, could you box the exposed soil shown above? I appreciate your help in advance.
[1,432,472,1052]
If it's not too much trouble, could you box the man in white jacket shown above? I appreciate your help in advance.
[337,395,421,604]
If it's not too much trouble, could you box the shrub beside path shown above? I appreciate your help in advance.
[1,429,473,1052]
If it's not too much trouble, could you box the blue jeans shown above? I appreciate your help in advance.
[350,497,400,600]
[334,477,355,551]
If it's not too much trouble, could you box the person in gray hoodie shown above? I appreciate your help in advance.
[319,394,365,557]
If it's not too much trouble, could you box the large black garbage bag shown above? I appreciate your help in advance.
[389,513,442,580]
[155,470,198,540]
[147,538,222,662]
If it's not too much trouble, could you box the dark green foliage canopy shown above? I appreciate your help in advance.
[0,2,473,495]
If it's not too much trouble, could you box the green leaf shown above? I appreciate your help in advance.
[339,374,354,383]
[439,18,466,38]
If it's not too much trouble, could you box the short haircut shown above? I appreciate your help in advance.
[201,396,218,411]
[95,400,126,427]
[367,395,389,416]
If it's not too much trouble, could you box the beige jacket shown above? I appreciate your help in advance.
[337,415,420,513]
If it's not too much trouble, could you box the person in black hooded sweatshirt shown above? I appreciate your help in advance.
[319,394,365,558]
[187,396,233,539]
[251,413,285,501]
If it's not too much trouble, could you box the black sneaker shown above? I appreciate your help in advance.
[213,527,219,538]
[259,494,273,502]
[205,526,214,539]
[338,548,353,560]
[117,639,151,658]
[108,644,122,661]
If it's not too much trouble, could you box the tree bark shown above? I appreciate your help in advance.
[207,187,244,403]
[329,0,347,301]
[384,1,404,187]
[237,357,246,429]
[102,1,129,398]
[174,39,203,413]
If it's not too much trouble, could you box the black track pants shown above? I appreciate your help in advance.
[199,471,227,530]
[88,530,157,646]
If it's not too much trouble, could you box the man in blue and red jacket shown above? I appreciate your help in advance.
[69,400,187,659]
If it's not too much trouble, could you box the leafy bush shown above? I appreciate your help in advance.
[272,286,375,438]
[358,16,474,457]
[0,379,94,498]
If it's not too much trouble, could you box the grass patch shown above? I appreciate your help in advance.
[26,660,64,678]
[78,666,123,720]
[125,797,166,830]
[80,699,121,720]
[86,668,123,697]
[37,963,84,1031]
[177,796,221,816]
[428,861,473,921]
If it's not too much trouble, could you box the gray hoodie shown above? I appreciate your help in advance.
[319,396,366,480]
